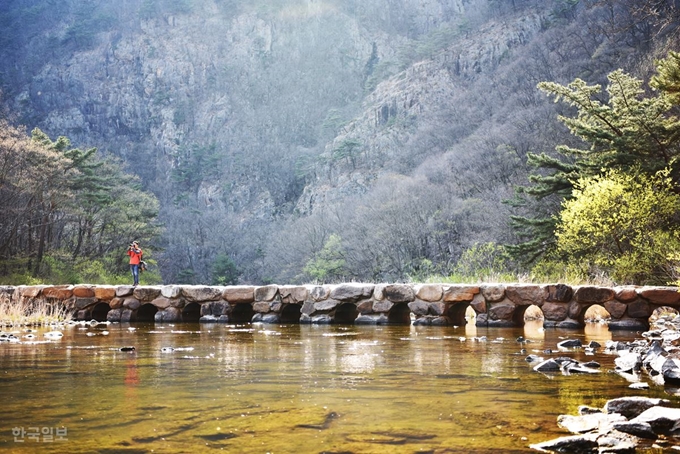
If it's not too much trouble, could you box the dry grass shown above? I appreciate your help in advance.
[0,294,72,328]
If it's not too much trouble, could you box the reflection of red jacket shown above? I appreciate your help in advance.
[127,248,143,265]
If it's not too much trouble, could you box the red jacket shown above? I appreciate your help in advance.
[128,247,143,265]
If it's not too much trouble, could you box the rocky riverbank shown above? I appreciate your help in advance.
[530,311,680,453]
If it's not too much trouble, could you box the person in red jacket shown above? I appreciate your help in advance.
[127,241,143,286]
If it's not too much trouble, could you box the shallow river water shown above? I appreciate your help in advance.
[0,321,674,453]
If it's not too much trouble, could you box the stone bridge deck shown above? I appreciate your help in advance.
[2,283,679,330]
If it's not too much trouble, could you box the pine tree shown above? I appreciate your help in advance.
[508,53,680,264]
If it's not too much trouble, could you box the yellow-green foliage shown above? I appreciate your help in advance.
[555,169,680,284]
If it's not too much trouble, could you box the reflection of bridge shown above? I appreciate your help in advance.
[2,283,679,330]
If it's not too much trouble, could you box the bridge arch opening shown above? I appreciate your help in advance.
[182,303,201,322]
[524,305,543,322]
[650,306,680,326]
[281,304,301,323]
[584,304,610,324]
[335,303,358,324]
[137,304,158,322]
[231,304,254,323]
[446,303,470,327]
[387,302,410,324]
[91,303,111,322]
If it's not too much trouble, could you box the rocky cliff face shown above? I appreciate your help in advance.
[0,0,581,282]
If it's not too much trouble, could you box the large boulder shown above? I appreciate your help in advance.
[481,285,505,303]
[383,284,415,303]
[72,285,95,298]
[279,286,308,303]
[93,286,116,300]
[133,286,162,301]
[638,287,680,306]
[542,302,569,321]
[223,286,256,303]
[254,285,279,302]
[544,284,574,303]
[443,285,480,302]
[42,286,73,300]
[182,286,222,302]
[505,284,546,306]
[574,286,615,304]
[629,406,680,435]
[415,284,443,302]
[605,397,671,419]
[330,284,374,302]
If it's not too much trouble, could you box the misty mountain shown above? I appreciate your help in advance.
[1,0,678,284]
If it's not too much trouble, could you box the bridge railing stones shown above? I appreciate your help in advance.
[1,283,678,329]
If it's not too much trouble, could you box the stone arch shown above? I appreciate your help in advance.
[446,303,470,327]
[334,303,358,324]
[387,302,411,324]
[182,302,201,322]
[91,303,111,322]
[231,304,254,323]
[280,304,301,323]
[583,304,611,324]
[650,306,680,326]
[523,304,543,322]
[137,304,158,322]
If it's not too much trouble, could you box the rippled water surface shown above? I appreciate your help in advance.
[0,321,673,453]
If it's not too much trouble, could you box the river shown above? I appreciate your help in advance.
[0,321,672,453]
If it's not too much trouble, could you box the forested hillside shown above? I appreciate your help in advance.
[0,0,678,285]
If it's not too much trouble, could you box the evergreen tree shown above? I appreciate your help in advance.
[509,52,680,264]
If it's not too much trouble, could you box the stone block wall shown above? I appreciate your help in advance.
[1,283,678,329]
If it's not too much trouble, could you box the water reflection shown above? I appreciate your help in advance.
[0,322,672,453]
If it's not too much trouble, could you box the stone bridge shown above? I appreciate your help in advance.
[2,283,679,330]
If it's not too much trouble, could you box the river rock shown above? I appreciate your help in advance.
[615,352,641,373]
[529,433,598,453]
[557,339,582,348]
[558,413,626,434]
[534,358,561,372]
[311,314,332,324]
[72,285,95,298]
[612,421,657,439]
[309,286,330,301]
[604,397,671,419]
[629,406,680,435]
